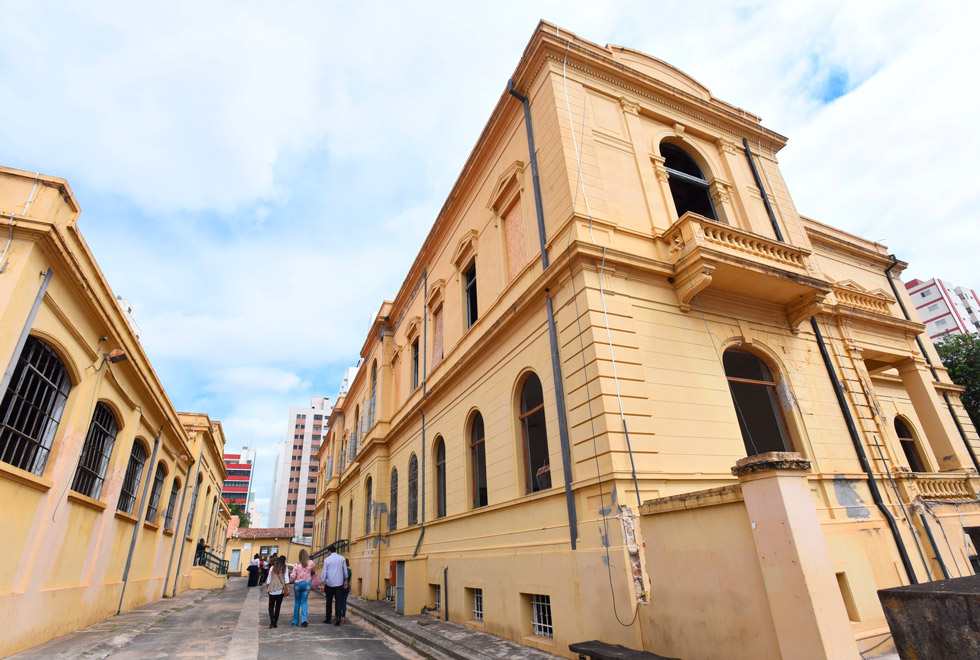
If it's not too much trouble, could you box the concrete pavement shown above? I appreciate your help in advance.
[9,578,420,659]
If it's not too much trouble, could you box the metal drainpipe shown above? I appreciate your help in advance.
[163,455,196,598]
[810,317,918,583]
[885,256,980,472]
[118,427,163,614]
[443,566,448,621]
[918,512,952,580]
[173,443,206,597]
[741,138,784,243]
[413,268,429,558]
[0,269,53,395]
[508,78,579,549]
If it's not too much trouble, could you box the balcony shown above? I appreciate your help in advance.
[895,471,979,503]
[660,212,831,314]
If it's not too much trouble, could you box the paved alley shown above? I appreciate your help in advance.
[9,578,419,660]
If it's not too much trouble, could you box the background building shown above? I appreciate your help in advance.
[221,447,255,509]
[268,397,332,541]
[247,499,262,527]
[905,277,980,338]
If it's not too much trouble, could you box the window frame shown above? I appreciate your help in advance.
[389,468,398,531]
[470,412,488,509]
[365,476,373,535]
[464,260,479,329]
[518,374,552,494]
[145,462,167,522]
[72,402,120,500]
[895,416,928,473]
[723,348,795,457]
[435,437,447,519]
[117,439,149,514]
[411,338,420,391]
[408,453,419,526]
[660,141,719,222]
[164,477,181,530]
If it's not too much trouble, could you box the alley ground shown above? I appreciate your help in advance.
[10,578,420,660]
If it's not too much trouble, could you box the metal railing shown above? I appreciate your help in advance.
[194,549,229,575]
[310,539,350,562]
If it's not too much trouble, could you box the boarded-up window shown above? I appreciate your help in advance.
[432,306,445,366]
[504,198,527,280]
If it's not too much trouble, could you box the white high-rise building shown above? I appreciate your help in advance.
[905,277,980,339]
[267,396,332,541]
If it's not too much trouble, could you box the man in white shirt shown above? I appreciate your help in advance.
[319,545,348,626]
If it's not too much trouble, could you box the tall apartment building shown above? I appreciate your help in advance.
[222,447,256,509]
[268,397,332,540]
[905,277,980,339]
[313,23,980,659]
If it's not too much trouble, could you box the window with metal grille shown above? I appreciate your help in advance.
[369,361,377,427]
[185,480,200,536]
[145,462,166,522]
[530,594,553,637]
[72,402,119,500]
[389,468,398,531]
[519,374,551,493]
[411,338,420,390]
[435,437,446,518]
[470,412,488,508]
[365,476,373,534]
[164,478,180,530]
[0,335,71,476]
[408,453,419,526]
[430,584,441,611]
[117,440,148,514]
[464,261,478,328]
[471,587,483,621]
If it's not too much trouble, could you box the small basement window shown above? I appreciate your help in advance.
[468,587,484,621]
[530,594,553,638]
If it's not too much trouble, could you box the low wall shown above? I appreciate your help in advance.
[189,565,227,591]
[878,574,980,660]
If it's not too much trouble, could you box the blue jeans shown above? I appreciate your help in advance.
[338,587,349,618]
[292,580,311,625]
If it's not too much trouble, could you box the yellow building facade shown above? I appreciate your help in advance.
[314,23,980,659]
[0,165,230,657]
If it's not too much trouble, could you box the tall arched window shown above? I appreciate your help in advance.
[389,468,398,531]
[434,437,447,518]
[365,476,373,534]
[520,374,551,493]
[145,462,167,522]
[72,402,119,499]
[895,417,927,473]
[117,440,148,514]
[185,476,202,536]
[660,142,718,221]
[470,412,488,508]
[338,506,344,541]
[408,453,419,526]
[164,477,181,530]
[0,335,72,476]
[352,408,360,458]
[723,349,792,456]
[347,497,353,540]
[370,361,377,427]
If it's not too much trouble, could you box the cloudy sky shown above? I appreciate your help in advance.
[2,1,977,522]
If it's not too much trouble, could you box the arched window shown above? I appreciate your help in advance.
[471,412,488,508]
[408,454,419,526]
[389,468,398,531]
[520,374,551,493]
[365,476,373,534]
[338,506,344,542]
[0,336,72,476]
[435,437,447,518]
[164,477,181,530]
[145,462,167,522]
[370,361,377,427]
[895,417,926,473]
[117,440,148,514]
[660,142,718,222]
[72,402,119,499]
[347,497,353,540]
[723,349,792,456]
[352,408,360,458]
[185,475,202,537]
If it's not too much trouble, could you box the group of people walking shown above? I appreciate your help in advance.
[249,545,351,629]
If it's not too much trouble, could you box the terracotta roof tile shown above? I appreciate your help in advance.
[231,527,293,539]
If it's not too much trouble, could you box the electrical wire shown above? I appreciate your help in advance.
[859,633,893,659]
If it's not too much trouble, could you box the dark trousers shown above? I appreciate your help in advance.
[268,593,284,626]
[323,585,343,622]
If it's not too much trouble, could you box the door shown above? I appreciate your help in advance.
[230,549,241,572]
[395,561,406,615]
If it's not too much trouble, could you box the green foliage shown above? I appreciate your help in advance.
[935,332,980,429]
[228,504,251,529]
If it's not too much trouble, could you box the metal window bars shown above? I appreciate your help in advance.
[472,588,483,621]
[0,336,71,476]
[117,441,148,514]
[145,463,166,522]
[389,469,398,531]
[531,594,553,637]
[72,402,119,500]
[164,481,179,530]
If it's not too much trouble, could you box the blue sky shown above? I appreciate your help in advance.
[2,1,978,522]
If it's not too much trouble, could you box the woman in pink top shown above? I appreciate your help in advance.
[290,550,315,627]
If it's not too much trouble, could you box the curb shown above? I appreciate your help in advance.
[346,599,464,660]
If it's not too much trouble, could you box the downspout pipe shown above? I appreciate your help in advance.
[1,269,53,395]
[919,512,952,580]
[742,138,784,243]
[508,78,578,549]
[443,566,448,621]
[811,317,918,583]
[885,256,980,472]
[118,426,163,614]
[173,444,206,597]
[163,457,195,598]
[414,269,429,558]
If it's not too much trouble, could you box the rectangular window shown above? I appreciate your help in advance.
[469,587,483,622]
[412,338,420,390]
[503,198,527,280]
[464,262,478,328]
[920,290,930,298]
[432,306,445,367]
[937,318,948,326]
[836,572,860,622]
[430,584,441,612]
[530,594,553,637]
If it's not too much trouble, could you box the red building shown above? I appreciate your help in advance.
[222,447,256,509]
